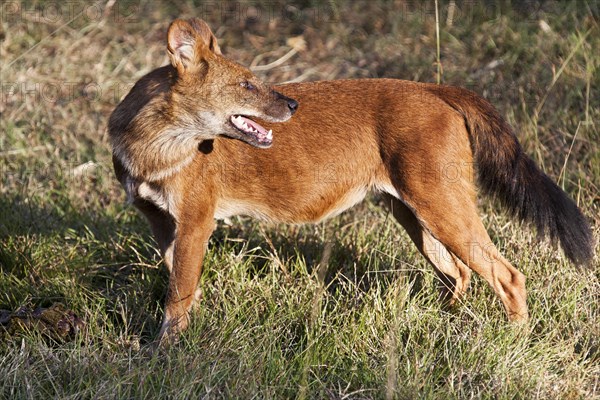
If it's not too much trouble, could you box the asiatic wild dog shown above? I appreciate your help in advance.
[109,18,594,341]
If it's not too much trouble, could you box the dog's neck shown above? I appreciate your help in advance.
[112,125,198,182]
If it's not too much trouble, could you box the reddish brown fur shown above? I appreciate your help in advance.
[109,18,592,342]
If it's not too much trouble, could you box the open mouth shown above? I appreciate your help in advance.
[229,115,273,147]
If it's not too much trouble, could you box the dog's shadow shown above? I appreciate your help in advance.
[1,193,426,343]
[209,204,426,308]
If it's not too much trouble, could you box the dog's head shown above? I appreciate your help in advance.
[166,18,298,148]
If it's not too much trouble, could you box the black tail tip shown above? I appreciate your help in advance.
[550,189,595,266]
[560,219,595,266]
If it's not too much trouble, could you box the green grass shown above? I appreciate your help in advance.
[1,1,599,398]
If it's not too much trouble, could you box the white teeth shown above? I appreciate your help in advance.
[231,115,272,141]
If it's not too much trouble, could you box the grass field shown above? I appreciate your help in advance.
[1,1,599,398]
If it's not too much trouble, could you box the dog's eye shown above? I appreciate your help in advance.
[240,81,256,91]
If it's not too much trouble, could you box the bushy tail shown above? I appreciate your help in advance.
[428,85,594,265]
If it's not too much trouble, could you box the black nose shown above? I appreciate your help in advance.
[287,98,298,114]
[275,91,299,115]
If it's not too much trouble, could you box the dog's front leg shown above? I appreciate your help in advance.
[158,210,215,343]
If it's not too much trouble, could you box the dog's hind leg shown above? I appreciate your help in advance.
[380,108,528,321]
[394,189,528,322]
[382,194,471,305]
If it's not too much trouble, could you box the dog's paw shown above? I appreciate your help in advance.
[155,312,189,348]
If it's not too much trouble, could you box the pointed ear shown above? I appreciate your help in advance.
[167,18,221,73]
[187,18,221,56]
